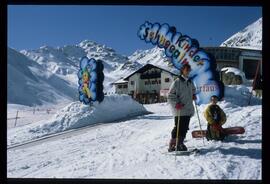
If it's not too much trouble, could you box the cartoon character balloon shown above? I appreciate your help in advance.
[138,21,224,104]
[78,57,104,104]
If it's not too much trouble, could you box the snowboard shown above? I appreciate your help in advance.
[191,126,245,138]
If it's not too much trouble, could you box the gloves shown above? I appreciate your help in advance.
[193,94,197,101]
[175,103,184,110]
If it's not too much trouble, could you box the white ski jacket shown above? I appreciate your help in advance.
[167,76,196,117]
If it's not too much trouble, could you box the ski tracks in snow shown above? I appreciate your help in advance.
[7,103,261,179]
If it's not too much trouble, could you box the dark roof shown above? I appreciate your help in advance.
[111,79,128,85]
[203,46,261,53]
[123,64,178,80]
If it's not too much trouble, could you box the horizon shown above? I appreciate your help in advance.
[8,5,262,56]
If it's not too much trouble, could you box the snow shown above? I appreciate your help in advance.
[7,85,261,179]
[220,17,262,50]
[7,94,148,147]
[8,47,77,106]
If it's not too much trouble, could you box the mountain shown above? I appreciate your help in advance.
[220,17,262,50]
[8,47,77,106]
[126,47,178,74]
[19,40,177,92]
[20,40,130,91]
[9,39,182,106]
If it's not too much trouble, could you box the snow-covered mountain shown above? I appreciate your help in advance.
[12,39,177,106]
[112,46,179,81]
[8,47,77,106]
[220,17,262,50]
[20,40,130,89]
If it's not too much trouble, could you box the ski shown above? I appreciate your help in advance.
[163,148,200,156]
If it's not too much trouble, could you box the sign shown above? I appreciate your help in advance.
[138,21,224,104]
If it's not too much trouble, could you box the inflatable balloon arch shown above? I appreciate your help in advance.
[138,21,224,105]
[78,57,104,105]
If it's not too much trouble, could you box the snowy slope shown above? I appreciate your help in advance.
[7,95,148,146]
[8,47,76,106]
[220,17,262,50]
[7,86,261,179]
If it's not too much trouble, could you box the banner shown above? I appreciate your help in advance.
[78,57,104,105]
[138,21,224,104]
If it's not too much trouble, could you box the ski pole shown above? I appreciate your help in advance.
[194,101,205,146]
[175,108,181,158]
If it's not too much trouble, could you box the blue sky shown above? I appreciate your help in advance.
[8,5,261,56]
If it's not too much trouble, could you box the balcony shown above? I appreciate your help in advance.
[140,73,161,79]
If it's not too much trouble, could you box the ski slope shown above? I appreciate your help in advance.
[7,87,261,179]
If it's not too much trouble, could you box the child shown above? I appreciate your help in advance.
[204,95,227,141]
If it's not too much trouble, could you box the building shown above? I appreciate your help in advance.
[203,47,262,79]
[112,78,128,94]
[112,64,178,104]
[112,47,262,104]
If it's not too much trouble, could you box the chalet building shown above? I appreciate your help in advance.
[112,64,178,104]
[203,47,262,79]
[113,79,128,94]
[112,47,262,104]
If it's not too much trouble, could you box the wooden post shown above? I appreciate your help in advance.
[14,110,19,127]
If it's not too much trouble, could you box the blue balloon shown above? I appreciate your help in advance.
[78,56,104,104]
[80,57,89,69]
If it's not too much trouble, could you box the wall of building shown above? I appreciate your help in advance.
[128,73,140,94]
[139,78,161,94]
[161,71,177,89]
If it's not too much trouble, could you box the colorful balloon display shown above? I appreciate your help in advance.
[78,57,104,104]
[138,21,224,104]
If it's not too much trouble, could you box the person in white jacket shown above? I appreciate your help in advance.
[167,63,196,152]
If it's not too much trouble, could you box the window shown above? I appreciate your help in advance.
[165,78,170,83]
[158,80,161,84]
[130,81,134,85]
[123,84,128,88]
[118,85,122,89]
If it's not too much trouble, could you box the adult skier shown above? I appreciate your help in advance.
[167,63,196,152]
[204,95,227,141]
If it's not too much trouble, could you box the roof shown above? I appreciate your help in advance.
[123,63,179,80]
[203,46,262,53]
[111,78,129,85]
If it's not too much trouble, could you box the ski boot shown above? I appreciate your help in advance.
[168,138,176,152]
[176,144,187,151]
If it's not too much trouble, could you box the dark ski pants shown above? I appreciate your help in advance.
[171,116,190,145]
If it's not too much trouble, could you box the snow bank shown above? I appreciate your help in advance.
[223,85,261,106]
[7,95,149,146]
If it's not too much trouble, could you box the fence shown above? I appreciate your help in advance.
[7,108,57,128]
